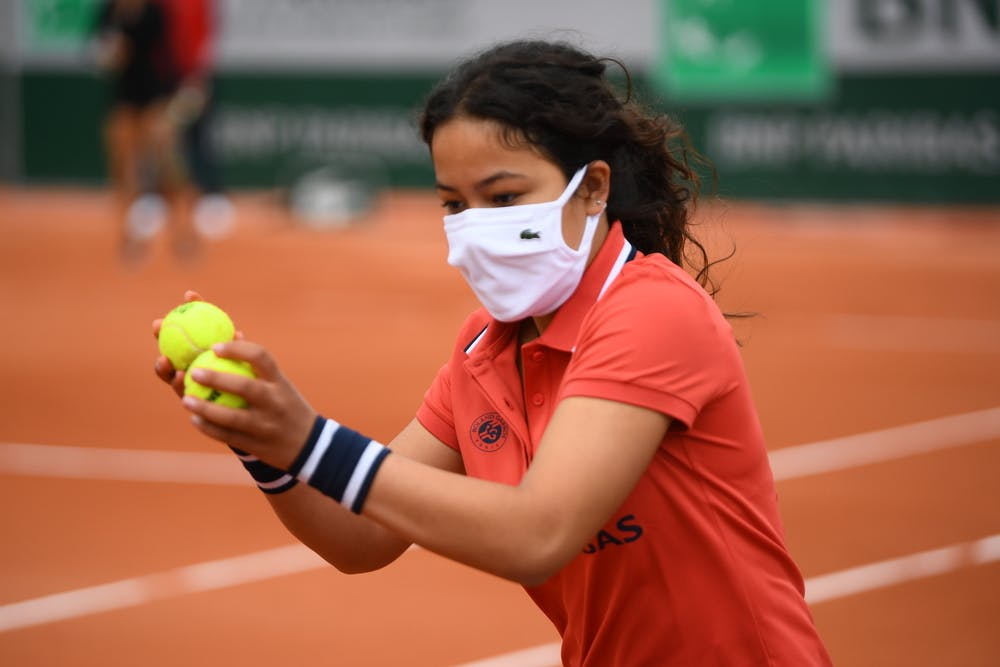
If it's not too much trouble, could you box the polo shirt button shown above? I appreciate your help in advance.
[531,393,545,406]
[531,350,545,363]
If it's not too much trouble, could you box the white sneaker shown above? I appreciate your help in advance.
[193,194,236,239]
[126,193,167,240]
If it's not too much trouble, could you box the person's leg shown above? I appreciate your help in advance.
[185,86,235,239]
[105,105,159,263]
[142,101,200,261]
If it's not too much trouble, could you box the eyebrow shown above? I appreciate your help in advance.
[435,170,527,192]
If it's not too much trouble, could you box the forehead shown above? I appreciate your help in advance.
[430,116,556,181]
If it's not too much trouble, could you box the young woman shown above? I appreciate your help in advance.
[156,40,832,666]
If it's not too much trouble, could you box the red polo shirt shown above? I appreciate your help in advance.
[417,223,831,666]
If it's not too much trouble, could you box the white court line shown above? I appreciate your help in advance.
[452,643,562,667]
[1,407,998,645]
[3,533,996,640]
[805,533,1000,605]
[0,545,324,633]
[0,443,248,485]
[769,406,1000,481]
[3,408,998,485]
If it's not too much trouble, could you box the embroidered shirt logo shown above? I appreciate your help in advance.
[470,412,508,452]
[519,229,541,240]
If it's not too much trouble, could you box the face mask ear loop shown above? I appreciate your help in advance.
[570,210,602,256]
[555,166,589,207]
[557,166,597,254]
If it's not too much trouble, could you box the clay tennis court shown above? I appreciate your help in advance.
[1,187,998,666]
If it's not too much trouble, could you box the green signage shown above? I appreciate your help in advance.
[22,0,99,49]
[655,0,830,102]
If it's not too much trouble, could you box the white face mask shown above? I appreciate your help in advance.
[443,166,601,322]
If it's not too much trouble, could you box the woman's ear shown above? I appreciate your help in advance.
[580,160,611,215]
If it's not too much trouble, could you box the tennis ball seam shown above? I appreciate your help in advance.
[160,322,213,370]
[161,322,209,357]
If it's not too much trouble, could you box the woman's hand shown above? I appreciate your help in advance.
[152,290,204,398]
[180,340,318,471]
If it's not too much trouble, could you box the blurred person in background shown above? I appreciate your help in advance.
[92,0,199,265]
[158,0,235,240]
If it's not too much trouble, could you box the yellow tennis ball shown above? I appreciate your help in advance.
[183,350,255,408]
[158,301,235,370]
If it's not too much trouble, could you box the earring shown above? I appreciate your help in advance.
[595,199,603,205]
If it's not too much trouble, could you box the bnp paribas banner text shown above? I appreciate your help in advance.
[11,0,1000,202]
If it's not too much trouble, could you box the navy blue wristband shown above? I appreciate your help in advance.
[289,415,391,513]
[229,446,298,495]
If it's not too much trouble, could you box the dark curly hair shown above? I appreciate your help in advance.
[419,39,725,297]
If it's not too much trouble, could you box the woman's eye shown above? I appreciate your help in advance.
[441,201,464,214]
[492,193,518,206]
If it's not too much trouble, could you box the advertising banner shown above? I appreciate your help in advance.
[12,0,1000,202]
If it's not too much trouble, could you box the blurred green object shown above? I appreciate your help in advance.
[655,0,830,102]
[23,0,100,49]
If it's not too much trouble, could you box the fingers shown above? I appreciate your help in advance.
[181,395,299,470]
[171,370,186,397]
[184,395,255,433]
[154,355,186,397]
[152,317,163,339]
[187,409,247,451]
[187,364,262,404]
[211,340,280,381]
[154,356,174,382]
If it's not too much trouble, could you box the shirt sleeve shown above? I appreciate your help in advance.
[559,261,739,430]
[416,360,460,451]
